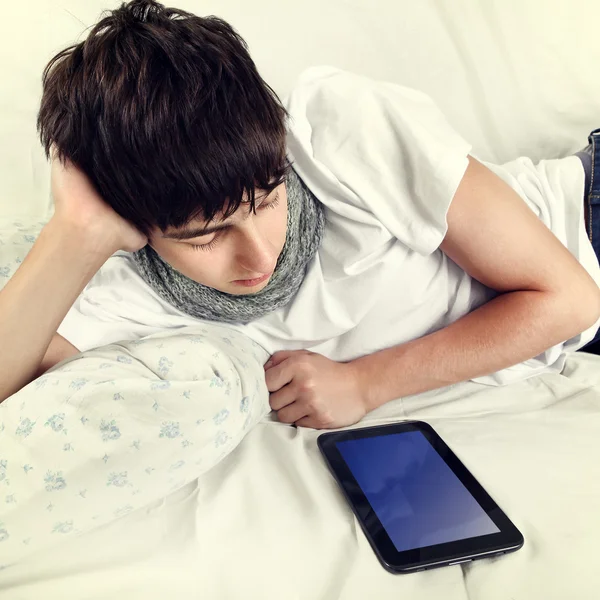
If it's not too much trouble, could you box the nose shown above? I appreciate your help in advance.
[234,222,278,276]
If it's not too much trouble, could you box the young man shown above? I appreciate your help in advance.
[0,0,599,430]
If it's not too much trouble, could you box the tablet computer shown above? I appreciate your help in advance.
[318,420,524,574]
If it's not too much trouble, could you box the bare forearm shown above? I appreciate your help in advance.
[0,218,113,401]
[352,290,600,412]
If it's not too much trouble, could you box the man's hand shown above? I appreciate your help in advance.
[264,350,367,429]
[51,149,147,254]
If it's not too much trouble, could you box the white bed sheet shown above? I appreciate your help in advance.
[0,350,599,599]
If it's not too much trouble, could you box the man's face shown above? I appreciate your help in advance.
[149,183,288,295]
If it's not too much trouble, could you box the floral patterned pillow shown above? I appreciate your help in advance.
[0,218,46,290]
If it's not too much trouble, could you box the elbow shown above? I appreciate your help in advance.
[587,284,600,329]
[566,281,600,336]
[539,279,600,343]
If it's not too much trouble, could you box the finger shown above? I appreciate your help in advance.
[265,358,295,393]
[264,350,295,369]
[294,416,317,429]
[277,401,310,425]
[269,383,298,411]
[264,350,297,370]
[265,349,314,370]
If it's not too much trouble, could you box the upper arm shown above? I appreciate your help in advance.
[36,333,79,378]
[440,156,600,317]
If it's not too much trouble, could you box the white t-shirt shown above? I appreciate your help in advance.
[58,66,600,386]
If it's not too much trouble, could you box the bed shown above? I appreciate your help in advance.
[0,1,599,598]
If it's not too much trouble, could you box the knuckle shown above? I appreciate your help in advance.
[277,409,293,424]
[306,404,333,429]
[318,413,335,429]
[303,394,320,411]
[295,356,313,372]
[298,378,316,394]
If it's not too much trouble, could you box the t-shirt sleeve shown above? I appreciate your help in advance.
[57,299,159,353]
[285,66,472,255]
[57,254,192,352]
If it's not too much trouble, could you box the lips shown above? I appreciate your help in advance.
[236,274,265,282]
[232,271,273,286]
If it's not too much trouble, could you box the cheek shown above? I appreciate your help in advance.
[176,249,226,281]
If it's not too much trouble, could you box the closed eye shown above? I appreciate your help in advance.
[261,191,280,211]
[190,191,280,252]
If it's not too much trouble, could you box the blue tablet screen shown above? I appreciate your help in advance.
[336,430,500,553]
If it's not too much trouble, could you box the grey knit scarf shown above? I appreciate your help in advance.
[131,167,325,324]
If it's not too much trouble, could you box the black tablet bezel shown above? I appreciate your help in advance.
[318,420,524,574]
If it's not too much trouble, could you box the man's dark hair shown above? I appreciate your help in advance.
[37,0,290,236]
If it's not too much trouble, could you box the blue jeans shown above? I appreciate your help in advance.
[578,127,600,349]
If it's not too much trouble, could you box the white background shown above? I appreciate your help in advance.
[0,0,599,219]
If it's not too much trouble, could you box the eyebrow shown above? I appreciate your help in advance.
[162,191,273,241]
